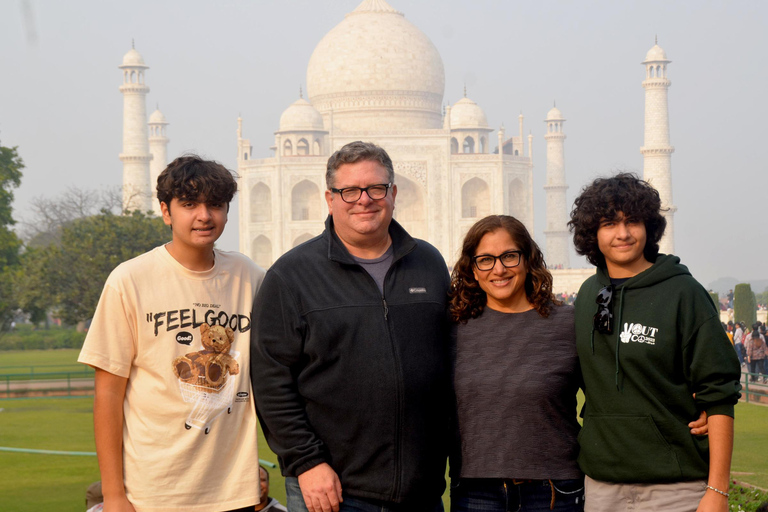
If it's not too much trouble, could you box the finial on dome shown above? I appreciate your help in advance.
[463,84,467,98]
[156,102,159,110]
[554,100,556,108]
[132,38,135,49]
[299,85,303,99]
[655,34,658,45]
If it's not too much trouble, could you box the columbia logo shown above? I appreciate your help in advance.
[409,287,427,294]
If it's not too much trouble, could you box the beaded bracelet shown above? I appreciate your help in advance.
[706,485,730,497]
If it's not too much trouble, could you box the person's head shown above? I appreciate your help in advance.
[449,215,558,323]
[325,141,397,250]
[157,155,237,252]
[569,172,666,270]
[255,465,270,508]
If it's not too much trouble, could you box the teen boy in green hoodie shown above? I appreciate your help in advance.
[568,173,741,512]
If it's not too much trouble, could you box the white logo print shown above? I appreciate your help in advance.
[620,322,658,345]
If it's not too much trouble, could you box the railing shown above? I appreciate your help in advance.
[0,369,95,399]
[740,370,767,404]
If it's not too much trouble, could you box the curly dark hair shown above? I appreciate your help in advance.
[449,215,559,323]
[156,155,238,211]
[568,172,666,267]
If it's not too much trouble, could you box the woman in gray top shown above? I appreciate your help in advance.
[448,215,584,512]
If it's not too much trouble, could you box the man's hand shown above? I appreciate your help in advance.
[689,409,708,436]
[298,463,343,512]
[696,487,728,512]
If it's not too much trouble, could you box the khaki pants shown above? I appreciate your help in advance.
[584,476,706,512]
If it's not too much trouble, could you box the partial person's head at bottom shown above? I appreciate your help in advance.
[449,214,557,323]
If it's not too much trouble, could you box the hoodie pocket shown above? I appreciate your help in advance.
[577,414,682,482]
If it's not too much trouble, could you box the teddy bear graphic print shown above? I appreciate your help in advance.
[172,322,240,434]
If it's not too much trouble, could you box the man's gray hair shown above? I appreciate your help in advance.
[325,141,395,189]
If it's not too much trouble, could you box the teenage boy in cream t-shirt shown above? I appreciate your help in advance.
[79,156,265,512]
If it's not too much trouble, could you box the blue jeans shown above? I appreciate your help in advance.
[286,477,444,512]
[450,478,584,512]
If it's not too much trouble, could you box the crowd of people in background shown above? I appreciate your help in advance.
[725,320,767,382]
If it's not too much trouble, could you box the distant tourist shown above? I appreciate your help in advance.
[569,172,741,512]
[256,465,287,511]
[78,156,265,510]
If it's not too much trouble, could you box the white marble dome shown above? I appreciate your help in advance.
[546,106,564,120]
[306,0,445,131]
[278,98,325,132]
[450,97,489,129]
[643,44,669,63]
[149,109,167,124]
[121,48,147,68]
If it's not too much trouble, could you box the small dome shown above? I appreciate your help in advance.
[279,98,325,132]
[149,109,168,124]
[643,44,670,63]
[450,97,489,130]
[546,107,564,120]
[121,48,147,68]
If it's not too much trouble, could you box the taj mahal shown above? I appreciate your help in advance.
[116,0,676,292]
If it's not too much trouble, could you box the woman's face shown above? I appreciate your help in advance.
[472,229,531,313]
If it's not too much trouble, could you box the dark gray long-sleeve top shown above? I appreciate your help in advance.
[453,304,582,479]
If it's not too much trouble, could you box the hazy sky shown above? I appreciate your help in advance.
[1,0,766,289]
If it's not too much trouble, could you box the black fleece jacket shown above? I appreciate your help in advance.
[250,217,451,505]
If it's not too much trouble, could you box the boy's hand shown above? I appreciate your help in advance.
[689,410,708,436]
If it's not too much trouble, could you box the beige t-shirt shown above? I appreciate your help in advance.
[79,246,265,512]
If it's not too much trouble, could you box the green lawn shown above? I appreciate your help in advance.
[0,348,85,374]
[0,349,766,510]
[0,396,285,512]
[733,402,768,489]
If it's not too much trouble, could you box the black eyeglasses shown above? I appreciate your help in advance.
[472,251,523,271]
[330,183,392,203]
[594,284,614,334]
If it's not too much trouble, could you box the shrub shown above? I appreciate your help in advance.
[734,283,757,327]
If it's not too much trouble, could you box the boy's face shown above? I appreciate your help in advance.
[596,211,650,277]
[161,197,227,252]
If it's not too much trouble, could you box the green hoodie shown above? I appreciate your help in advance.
[574,254,741,483]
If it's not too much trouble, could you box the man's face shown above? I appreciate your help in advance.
[161,197,228,251]
[258,467,269,504]
[325,159,396,247]
[596,211,649,276]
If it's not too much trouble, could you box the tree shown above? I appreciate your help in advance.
[21,186,122,247]
[733,283,757,327]
[16,210,170,325]
[0,142,24,333]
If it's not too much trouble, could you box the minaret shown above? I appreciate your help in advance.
[641,39,675,254]
[119,43,153,212]
[544,104,569,268]
[148,106,169,216]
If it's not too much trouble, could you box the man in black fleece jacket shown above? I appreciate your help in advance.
[251,141,451,512]
[569,173,740,512]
